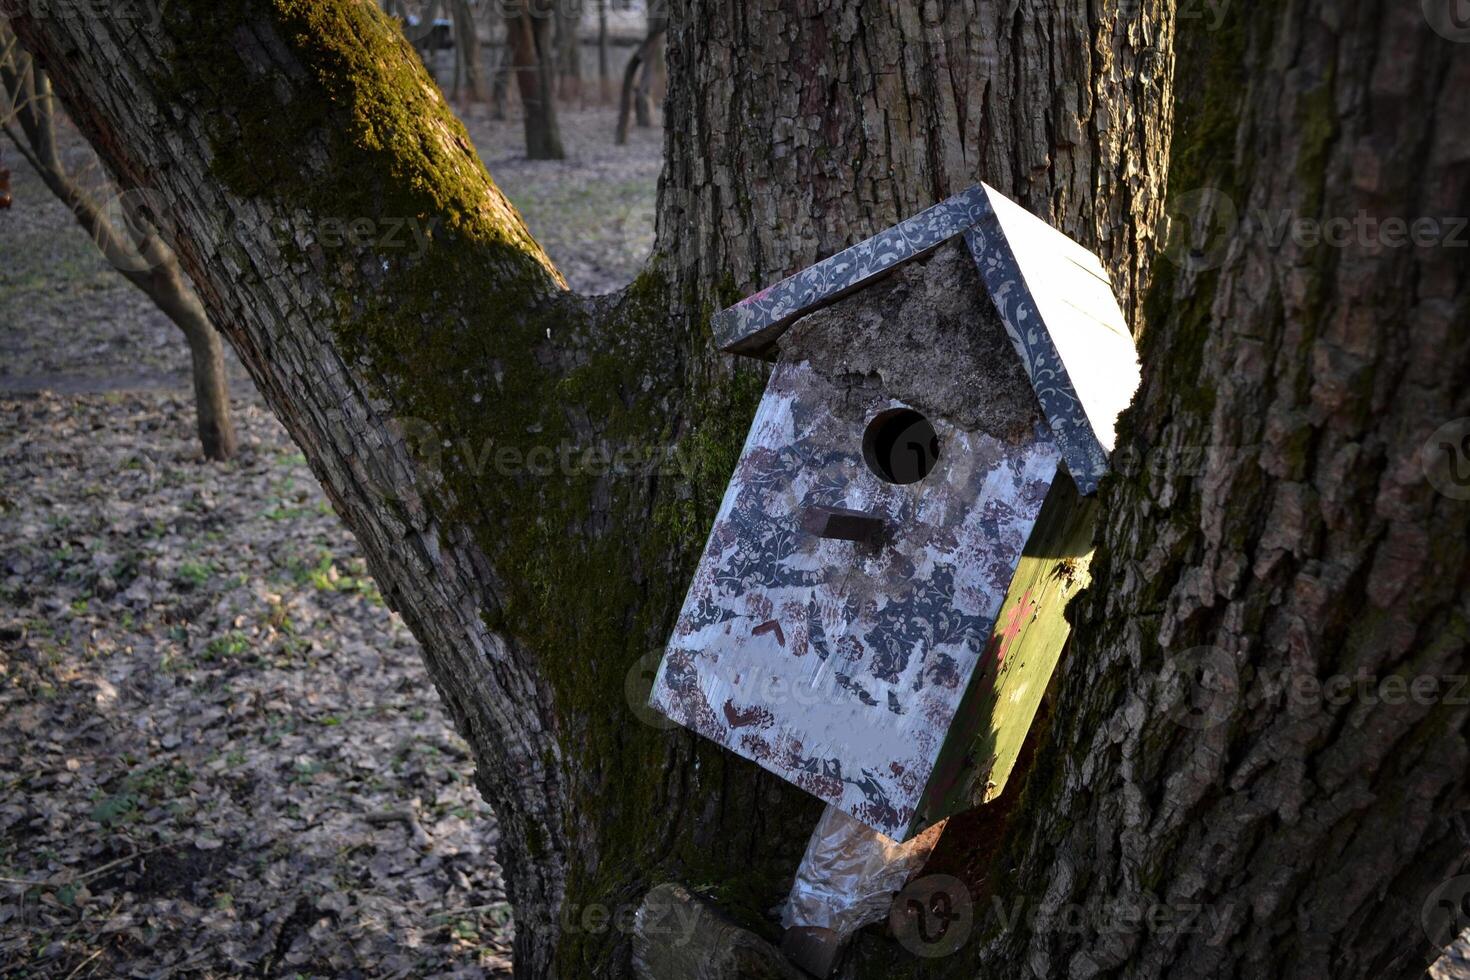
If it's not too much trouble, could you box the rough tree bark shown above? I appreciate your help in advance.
[964,5,1470,978]
[0,32,237,461]
[9,2,1466,979]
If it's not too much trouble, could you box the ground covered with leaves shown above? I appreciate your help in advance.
[0,104,661,978]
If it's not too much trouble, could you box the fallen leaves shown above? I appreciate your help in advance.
[0,392,511,977]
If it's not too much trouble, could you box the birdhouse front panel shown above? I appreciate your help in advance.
[650,183,1141,842]
[650,354,1061,840]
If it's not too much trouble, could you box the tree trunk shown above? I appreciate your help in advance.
[450,0,486,102]
[596,0,610,104]
[506,1,564,159]
[631,32,656,128]
[615,16,665,144]
[961,5,1470,978]
[489,8,512,120]
[555,0,583,105]
[150,263,239,462]
[0,41,237,461]
[9,2,1465,979]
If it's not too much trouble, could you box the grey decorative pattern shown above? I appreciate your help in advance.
[650,359,1060,841]
[713,185,993,357]
[710,182,1124,493]
[960,221,1111,493]
[658,186,1138,838]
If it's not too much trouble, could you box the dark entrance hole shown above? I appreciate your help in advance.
[863,408,941,485]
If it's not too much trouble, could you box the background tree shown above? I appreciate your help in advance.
[554,0,584,104]
[0,140,11,208]
[504,0,565,159]
[449,0,487,102]
[8,2,1466,979]
[613,8,663,145]
[0,24,237,461]
[596,0,610,103]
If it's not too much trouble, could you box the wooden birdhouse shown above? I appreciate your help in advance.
[650,183,1140,842]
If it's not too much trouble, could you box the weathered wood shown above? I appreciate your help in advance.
[916,472,1097,827]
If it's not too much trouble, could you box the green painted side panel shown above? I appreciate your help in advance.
[909,473,1097,835]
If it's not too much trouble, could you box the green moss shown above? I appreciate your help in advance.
[150,6,815,970]
[160,0,551,273]
[1136,5,1257,423]
[1293,76,1340,221]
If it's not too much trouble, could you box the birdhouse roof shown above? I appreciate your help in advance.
[711,183,1140,494]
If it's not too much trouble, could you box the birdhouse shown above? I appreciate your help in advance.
[650,183,1140,842]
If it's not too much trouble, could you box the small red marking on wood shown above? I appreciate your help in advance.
[994,589,1037,666]
[752,619,786,647]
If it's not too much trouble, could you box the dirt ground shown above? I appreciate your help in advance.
[0,100,662,978]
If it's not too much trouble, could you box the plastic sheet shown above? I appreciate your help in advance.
[781,804,946,938]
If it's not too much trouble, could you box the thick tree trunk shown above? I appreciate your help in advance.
[9,2,1465,978]
[506,2,565,160]
[965,5,1470,978]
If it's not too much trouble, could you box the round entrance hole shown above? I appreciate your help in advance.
[862,408,941,485]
